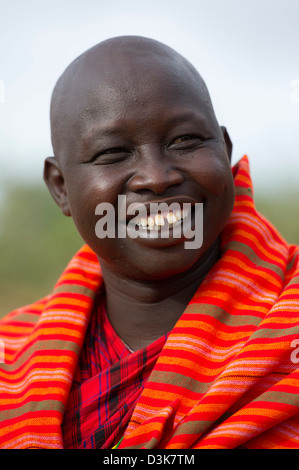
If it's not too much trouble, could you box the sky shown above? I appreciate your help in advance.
[0,0,298,196]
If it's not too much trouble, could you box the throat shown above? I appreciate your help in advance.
[103,273,206,351]
[106,291,193,351]
[100,237,221,351]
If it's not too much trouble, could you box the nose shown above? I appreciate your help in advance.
[127,144,184,194]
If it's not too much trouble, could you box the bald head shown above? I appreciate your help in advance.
[50,36,216,162]
[45,35,234,276]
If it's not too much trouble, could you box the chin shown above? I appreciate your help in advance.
[114,243,209,282]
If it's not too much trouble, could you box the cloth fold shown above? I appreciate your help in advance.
[118,156,299,449]
[1,155,299,449]
[62,295,167,449]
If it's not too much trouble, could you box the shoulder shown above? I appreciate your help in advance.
[0,296,50,357]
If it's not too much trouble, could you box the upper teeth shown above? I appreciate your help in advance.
[135,208,191,229]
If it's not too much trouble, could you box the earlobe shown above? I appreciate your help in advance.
[43,156,71,216]
[220,126,233,163]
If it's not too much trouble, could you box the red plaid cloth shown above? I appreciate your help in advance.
[62,289,167,449]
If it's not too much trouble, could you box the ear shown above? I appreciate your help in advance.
[220,126,233,163]
[43,156,71,216]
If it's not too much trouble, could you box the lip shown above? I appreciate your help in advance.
[124,195,199,224]
[126,207,197,248]
[119,195,203,248]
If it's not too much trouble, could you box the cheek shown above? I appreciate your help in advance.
[64,167,131,259]
[66,167,121,211]
[63,171,115,240]
[192,154,232,194]
[204,170,235,236]
[191,156,235,235]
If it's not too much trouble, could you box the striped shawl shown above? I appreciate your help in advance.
[1,155,299,449]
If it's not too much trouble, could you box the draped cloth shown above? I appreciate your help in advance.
[0,155,299,449]
[62,296,168,449]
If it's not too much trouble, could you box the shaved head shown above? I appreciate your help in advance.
[44,35,235,283]
[50,35,216,163]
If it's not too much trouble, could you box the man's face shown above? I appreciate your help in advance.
[48,58,235,281]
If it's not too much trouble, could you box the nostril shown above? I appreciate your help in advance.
[128,167,184,195]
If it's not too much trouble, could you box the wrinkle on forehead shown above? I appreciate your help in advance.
[50,36,215,163]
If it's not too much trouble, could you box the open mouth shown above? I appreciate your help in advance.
[122,196,200,246]
[95,195,203,248]
[132,206,192,232]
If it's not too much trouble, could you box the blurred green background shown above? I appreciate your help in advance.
[0,181,298,318]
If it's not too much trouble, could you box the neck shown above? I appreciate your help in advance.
[100,238,220,351]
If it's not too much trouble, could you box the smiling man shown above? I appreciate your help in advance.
[45,36,235,352]
[0,36,299,450]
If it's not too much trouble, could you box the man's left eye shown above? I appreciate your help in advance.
[170,135,200,146]
[173,135,194,144]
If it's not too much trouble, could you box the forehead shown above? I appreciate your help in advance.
[83,66,214,136]
[51,46,217,158]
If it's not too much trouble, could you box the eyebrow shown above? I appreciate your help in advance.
[82,125,124,144]
[82,109,212,145]
[162,111,209,127]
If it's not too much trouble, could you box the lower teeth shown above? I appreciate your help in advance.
[135,210,192,231]
[142,219,184,230]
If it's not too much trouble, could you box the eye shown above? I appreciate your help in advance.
[93,147,129,164]
[173,135,195,144]
[100,147,126,155]
[169,134,202,149]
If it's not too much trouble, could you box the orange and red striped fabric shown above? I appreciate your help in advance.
[1,155,299,449]
[0,248,102,448]
[118,156,299,449]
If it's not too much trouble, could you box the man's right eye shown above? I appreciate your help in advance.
[100,147,126,155]
[92,147,129,163]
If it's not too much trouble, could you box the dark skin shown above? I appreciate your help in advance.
[44,36,235,351]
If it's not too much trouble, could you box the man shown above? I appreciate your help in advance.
[0,36,299,449]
